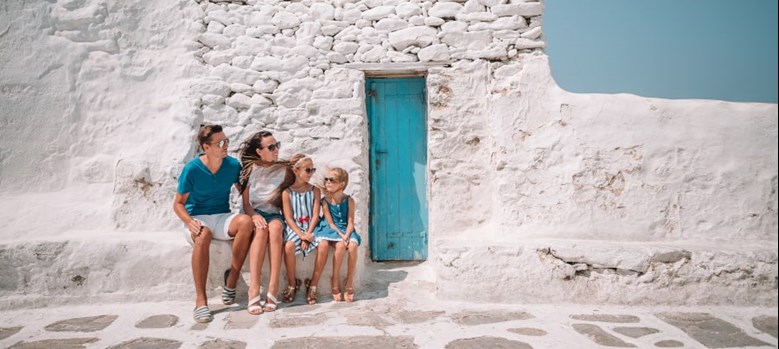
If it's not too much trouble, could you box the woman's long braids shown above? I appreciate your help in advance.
[238,131,296,208]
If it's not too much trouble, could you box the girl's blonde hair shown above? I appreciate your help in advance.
[289,153,312,169]
[329,167,349,188]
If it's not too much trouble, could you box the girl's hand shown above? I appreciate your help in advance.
[344,233,352,249]
[303,233,315,242]
[301,240,310,251]
[252,215,267,230]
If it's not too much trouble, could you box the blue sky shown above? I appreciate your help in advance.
[543,1,778,103]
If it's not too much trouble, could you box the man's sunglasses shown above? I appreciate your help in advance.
[261,142,281,151]
[211,139,229,148]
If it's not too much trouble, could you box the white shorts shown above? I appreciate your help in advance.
[182,212,238,246]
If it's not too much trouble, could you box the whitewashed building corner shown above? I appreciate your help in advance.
[0,0,776,309]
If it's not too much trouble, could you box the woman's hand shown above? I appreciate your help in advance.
[252,215,268,230]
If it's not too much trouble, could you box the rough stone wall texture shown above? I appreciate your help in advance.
[0,0,776,307]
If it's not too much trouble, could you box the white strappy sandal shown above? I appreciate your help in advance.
[264,293,278,312]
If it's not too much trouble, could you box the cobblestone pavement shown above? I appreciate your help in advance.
[1,264,776,349]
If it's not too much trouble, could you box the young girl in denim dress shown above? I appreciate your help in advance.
[313,167,361,302]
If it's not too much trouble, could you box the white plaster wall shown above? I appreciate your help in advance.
[0,0,204,235]
[427,56,778,244]
[1,0,776,307]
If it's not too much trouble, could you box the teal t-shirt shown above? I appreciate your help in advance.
[177,155,241,216]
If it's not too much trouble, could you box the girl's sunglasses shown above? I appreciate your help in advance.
[261,142,281,151]
[302,168,316,174]
[324,177,339,183]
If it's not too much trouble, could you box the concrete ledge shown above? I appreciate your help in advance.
[0,232,350,311]
[0,236,199,310]
[434,239,778,306]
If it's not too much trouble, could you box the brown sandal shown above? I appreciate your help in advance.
[307,285,318,304]
[282,278,302,303]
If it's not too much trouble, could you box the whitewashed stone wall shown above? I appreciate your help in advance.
[0,0,775,308]
[187,0,545,268]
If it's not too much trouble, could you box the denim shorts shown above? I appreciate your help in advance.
[254,209,284,224]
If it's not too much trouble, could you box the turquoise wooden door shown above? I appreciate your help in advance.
[367,77,428,261]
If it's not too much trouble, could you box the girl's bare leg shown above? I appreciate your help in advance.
[344,241,358,302]
[307,242,330,304]
[282,241,299,302]
[283,241,297,287]
[331,241,346,301]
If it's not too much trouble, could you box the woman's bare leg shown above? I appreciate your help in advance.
[266,220,284,305]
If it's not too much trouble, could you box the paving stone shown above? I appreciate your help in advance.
[135,314,179,328]
[655,312,771,348]
[507,327,547,336]
[445,336,533,349]
[200,338,247,349]
[612,326,660,338]
[752,315,778,338]
[44,315,118,332]
[0,326,22,340]
[572,323,636,347]
[224,310,259,330]
[345,311,394,328]
[9,337,98,349]
[269,313,328,328]
[106,337,182,349]
[450,310,534,326]
[396,310,445,324]
[271,335,417,349]
[570,314,641,323]
[654,339,684,347]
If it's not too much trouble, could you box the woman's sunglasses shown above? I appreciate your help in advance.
[302,168,316,174]
[261,142,281,151]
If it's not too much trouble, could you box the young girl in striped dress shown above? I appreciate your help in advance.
[280,154,321,303]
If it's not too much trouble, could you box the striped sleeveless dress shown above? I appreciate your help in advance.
[283,188,318,256]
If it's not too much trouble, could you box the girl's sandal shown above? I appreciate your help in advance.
[332,287,343,302]
[282,285,296,303]
[281,278,302,303]
[344,287,355,303]
[307,285,318,304]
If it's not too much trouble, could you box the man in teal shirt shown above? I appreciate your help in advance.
[173,124,253,323]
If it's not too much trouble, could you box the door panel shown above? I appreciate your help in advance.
[367,77,428,261]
